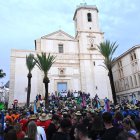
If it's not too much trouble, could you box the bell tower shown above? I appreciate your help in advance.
[72,4,109,99]
[73,3,104,53]
[73,3,100,34]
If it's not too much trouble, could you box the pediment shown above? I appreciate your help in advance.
[41,30,74,41]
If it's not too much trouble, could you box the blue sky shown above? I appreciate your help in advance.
[0,0,140,84]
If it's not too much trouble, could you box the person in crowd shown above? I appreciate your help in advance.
[75,111,83,124]
[87,112,97,131]
[26,121,38,140]
[2,91,140,140]
[51,118,72,140]
[86,111,93,120]
[36,113,51,133]
[4,129,17,140]
[101,112,121,140]
[11,110,20,122]
[74,123,91,140]
[29,107,34,115]
[36,94,39,102]
[113,111,124,130]
[14,123,25,140]
[5,111,14,123]
[135,119,140,140]
[4,119,14,133]
[70,116,78,140]
[19,111,28,132]
[27,121,43,140]
[89,115,105,140]
[123,117,137,135]
[22,114,38,134]
[46,114,60,140]
[37,125,47,140]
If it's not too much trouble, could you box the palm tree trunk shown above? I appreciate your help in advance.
[108,68,117,105]
[27,73,32,107]
[43,77,50,108]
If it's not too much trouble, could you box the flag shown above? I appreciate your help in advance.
[0,102,5,110]
[1,112,4,132]
[34,100,37,113]
[104,97,110,112]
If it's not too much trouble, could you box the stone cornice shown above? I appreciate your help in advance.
[113,45,140,63]
[41,37,77,42]
[41,30,75,40]
[75,31,104,39]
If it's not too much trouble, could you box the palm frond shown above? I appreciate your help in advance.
[26,54,36,73]
[0,69,6,78]
[34,52,56,75]
[98,40,118,70]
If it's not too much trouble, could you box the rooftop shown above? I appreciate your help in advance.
[114,44,140,61]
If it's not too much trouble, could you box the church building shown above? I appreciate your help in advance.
[9,4,112,105]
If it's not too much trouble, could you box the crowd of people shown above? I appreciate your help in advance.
[0,91,140,140]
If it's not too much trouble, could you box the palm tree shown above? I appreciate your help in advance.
[34,52,56,108]
[26,54,36,107]
[98,40,118,104]
[0,69,6,79]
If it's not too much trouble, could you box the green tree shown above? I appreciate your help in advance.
[98,40,118,104]
[34,52,56,108]
[0,69,6,78]
[26,54,36,107]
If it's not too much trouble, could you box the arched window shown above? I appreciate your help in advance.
[134,53,137,59]
[134,75,137,86]
[130,76,133,88]
[87,13,92,22]
[130,54,133,61]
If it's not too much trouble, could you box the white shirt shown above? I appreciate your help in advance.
[37,126,47,140]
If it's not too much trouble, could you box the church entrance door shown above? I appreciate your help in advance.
[57,82,67,96]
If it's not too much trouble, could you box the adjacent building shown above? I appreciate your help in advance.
[9,4,112,106]
[112,45,140,103]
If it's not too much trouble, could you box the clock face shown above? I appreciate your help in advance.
[89,38,94,43]
[88,35,94,42]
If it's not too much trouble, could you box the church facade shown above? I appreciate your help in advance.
[9,4,112,106]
